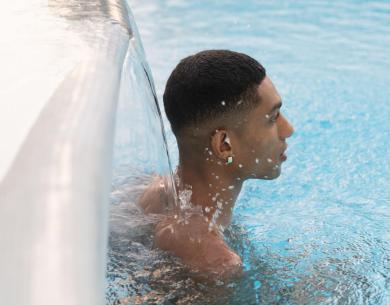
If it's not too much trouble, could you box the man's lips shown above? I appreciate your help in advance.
[280,144,288,161]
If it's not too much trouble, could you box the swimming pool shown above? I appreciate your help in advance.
[107,1,390,304]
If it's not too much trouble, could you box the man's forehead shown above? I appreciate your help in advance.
[256,76,282,112]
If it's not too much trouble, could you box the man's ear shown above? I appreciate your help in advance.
[210,129,232,160]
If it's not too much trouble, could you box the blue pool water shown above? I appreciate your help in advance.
[107,1,390,304]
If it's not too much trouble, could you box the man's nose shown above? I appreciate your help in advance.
[279,114,294,140]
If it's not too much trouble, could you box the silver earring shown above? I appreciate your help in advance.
[226,156,233,165]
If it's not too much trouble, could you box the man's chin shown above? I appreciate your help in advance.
[249,170,281,180]
[262,168,281,180]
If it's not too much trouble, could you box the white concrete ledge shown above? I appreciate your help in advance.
[0,1,133,304]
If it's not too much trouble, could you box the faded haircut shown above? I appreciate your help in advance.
[163,49,266,135]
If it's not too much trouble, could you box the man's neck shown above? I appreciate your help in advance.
[176,155,243,228]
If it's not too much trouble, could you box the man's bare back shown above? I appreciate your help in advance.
[138,176,242,278]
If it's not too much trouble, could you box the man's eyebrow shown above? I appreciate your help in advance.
[268,101,283,113]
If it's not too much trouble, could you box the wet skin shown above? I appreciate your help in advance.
[138,76,294,278]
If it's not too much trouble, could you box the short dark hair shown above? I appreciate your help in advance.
[163,50,266,135]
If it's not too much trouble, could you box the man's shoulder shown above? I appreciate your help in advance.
[137,175,168,214]
[154,215,242,278]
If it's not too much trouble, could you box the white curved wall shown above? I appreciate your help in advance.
[0,1,134,304]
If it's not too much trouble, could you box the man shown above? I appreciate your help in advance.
[138,50,294,278]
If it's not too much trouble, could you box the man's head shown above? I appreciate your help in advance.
[163,50,294,180]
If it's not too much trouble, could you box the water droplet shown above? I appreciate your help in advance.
[267,158,273,163]
[212,197,216,201]
[237,100,243,105]
[217,201,223,209]
[208,150,213,155]
[255,158,259,164]
[221,100,226,106]
[238,164,243,168]
[208,183,212,187]
[215,175,219,179]
[236,177,241,181]
[265,114,270,119]
[222,188,226,191]
[228,185,234,190]
[205,207,211,212]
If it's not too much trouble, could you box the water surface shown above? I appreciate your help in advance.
[107,1,390,304]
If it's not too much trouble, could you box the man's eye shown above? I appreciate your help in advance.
[270,112,280,122]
